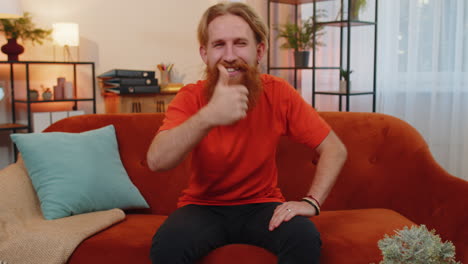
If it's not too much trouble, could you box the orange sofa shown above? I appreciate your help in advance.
[42,112,467,264]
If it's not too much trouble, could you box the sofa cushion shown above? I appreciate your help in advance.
[314,209,415,263]
[68,214,167,263]
[10,125,149,220]
[67,208,415,264]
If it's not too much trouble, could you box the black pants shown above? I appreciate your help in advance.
[150,202,321,264]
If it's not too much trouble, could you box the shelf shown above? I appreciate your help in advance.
[0,60,94,65]
[317,20,376,27]
[270,0,332,4]
[270,66,341,70]
[0,123,28,131]
[315,91,374,96]
[267,0,378,112]
[14,98,94,103]
[2,60,97,163]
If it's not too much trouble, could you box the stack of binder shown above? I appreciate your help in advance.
[98,69,160,94]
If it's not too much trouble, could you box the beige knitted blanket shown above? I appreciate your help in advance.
[0,159,126,264]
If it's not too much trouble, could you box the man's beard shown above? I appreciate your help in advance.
[204,60,262,110]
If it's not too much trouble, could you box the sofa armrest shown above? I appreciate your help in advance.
[389,148,467,262]
[347,128,468,262]
[322,112,468,262]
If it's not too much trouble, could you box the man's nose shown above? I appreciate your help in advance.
[222,44,237,63]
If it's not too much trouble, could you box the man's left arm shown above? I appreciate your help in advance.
[269,130,347,231]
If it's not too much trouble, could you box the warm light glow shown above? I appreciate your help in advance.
[52,23,80,46]
[0,0,23,18]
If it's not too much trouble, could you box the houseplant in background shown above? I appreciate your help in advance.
[339,68,353,93]
[0,12,52,61]
[275,11,326,68]
[376,225,461,264]
[336,0,367,20]
[350,0,367,20]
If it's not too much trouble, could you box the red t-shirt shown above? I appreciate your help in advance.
[158,74,331,207]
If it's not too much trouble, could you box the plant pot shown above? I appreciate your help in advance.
[1,38,24,61]
[340,80,350,93]
[294,51,310,68]
[29,90,39,100]
[42,90,52,100]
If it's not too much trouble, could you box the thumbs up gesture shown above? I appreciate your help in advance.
[202,64,249,126]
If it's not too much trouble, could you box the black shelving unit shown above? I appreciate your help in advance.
[0,60,96,160]
[267,0,378,112]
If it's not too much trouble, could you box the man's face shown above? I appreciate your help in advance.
[200,14,265,85]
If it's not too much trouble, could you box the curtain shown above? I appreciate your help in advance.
[378,0,468,180]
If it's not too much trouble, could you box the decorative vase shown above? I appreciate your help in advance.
[340,80,350,93]
[294,51,310,68]
[42,89,52,100]
[1,38,24,61]
[29,90,39,100]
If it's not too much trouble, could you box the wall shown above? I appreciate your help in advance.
[1,0,260,168]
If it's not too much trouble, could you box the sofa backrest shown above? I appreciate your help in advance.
[44,112,433,215]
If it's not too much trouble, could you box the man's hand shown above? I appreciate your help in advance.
[200,64,249,126]
[268,201,317,231]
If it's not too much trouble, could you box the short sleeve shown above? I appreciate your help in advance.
[283,82,331,149]
[158,83,202,132]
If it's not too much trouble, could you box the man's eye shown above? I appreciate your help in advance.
[237,42,247,46]
[214,43,223,47]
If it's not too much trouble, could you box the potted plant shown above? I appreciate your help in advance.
[0,12,52,61]
[376,225,461,264]
[350,0,367,20]
[339,68,353,93]
[336,0,367,20]
[275,11,326,67]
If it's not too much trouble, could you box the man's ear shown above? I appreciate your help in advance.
[200,46,208,64]
[256,42,266,62]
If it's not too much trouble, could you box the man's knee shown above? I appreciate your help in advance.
[150,231,228,264]
[149,205,228,264]
[277,217,321,263]
[150,235,196,264]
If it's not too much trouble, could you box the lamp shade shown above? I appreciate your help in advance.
[0,0,23,18]
[52,23,79,46]
[0,87,4,101]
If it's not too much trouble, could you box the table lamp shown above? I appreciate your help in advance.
[0,0,23,19]
[52,23,80,61]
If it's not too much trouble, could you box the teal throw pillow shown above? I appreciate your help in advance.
[11,125,149,220]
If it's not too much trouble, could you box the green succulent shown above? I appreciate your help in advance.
[377,225,461,264]
[0,12,52,45]
[340,69,353,81]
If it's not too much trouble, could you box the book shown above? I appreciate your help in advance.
[104,78,158,86]
[105,85,160,94]
[98,69,156,79]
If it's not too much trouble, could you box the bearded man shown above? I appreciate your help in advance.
[147,2,347,263]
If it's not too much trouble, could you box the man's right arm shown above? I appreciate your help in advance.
[146,107,213,171]
[147,64,249,172]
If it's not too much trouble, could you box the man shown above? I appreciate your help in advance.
[147,2,347,263]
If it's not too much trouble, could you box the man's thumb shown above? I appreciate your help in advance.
[216,64,229,87]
